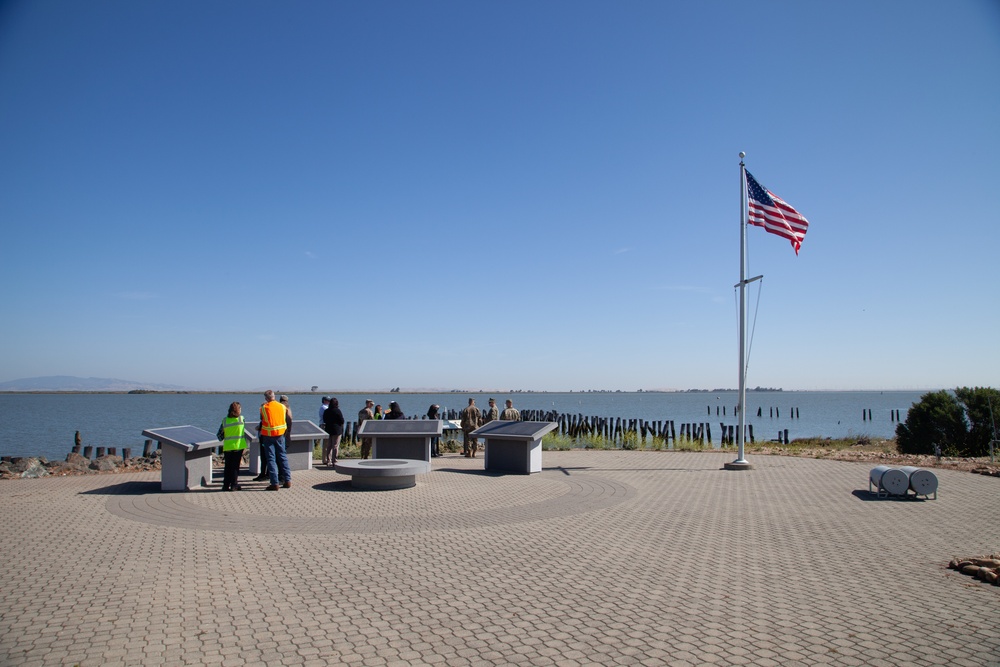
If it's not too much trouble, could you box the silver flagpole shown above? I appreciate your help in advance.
[726,152,754,471]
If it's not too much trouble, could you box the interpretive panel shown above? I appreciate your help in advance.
[470,421,558,474]
[358,420,442,462]
[141,425,218,492]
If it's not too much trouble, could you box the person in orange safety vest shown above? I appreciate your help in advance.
[258,389,291,490]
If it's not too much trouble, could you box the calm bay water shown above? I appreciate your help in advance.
[0,390,928,460]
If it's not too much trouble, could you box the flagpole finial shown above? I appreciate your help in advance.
[739,151,745,158]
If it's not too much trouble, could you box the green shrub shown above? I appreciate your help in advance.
[542,433,575,451]
[673,438,708,452]
[620,430,639,450]
[954,387,1000,457]
[896,387,1000,456]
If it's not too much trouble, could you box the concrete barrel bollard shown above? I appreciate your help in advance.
[899,466,939,497]
[870,465,909,496]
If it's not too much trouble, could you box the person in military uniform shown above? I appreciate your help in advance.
[484,398,500,424]
[460,398,482,458]
[357,399,375,459]
[500,399,521,421]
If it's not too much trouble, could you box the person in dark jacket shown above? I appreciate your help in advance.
[427,404,441,457]
[322,397,345,466]
[385,401,405,419]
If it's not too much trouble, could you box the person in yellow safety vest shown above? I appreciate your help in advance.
[258,389,291,490]
[219,401,251,491]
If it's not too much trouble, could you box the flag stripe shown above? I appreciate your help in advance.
[745,170,809,255]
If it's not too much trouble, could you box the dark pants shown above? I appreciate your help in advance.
[222,449,243,489]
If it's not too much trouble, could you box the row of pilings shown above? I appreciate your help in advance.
[516,409,760,447]
[331,409,759,448]
[710,405,803,419]
[68,409,783,460]
[717,405,903,423]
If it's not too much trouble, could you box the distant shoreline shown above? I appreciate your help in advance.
[0,389,762,395]
[0,388,937,396]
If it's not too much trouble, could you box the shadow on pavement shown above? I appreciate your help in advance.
[310,479,359,492]
[851,489,928,502]
[435,468,508,478]
[80,480,161,496]
[546,466,717,474]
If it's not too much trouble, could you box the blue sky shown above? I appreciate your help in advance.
[1,0,998,392]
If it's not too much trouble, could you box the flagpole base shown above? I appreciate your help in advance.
[724,460,754,471]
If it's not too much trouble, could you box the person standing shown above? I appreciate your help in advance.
[357,399,375,460]
[427,404,441,457]
[315,396,330,459]
[373,404,384,420]
[385,401,405,419]
[484,398,500,424]
[318,396,330,424]
[259,390,291,490]
[500,399,521,421]
[460,398,482,458]
[323,397,345,466]
[280,395,294,441]
[252,399,269,482]
[219,401,251,491]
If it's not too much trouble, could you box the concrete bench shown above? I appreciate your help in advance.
[334,459,431,490]
[141,425,218,492]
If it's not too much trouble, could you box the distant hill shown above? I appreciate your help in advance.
[0,376,186,392]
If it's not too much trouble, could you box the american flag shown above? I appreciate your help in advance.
[745,170,809,255]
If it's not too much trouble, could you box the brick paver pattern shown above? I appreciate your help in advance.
[0,451,997,666]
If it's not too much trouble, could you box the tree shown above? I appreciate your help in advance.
[896,387,1000,457]
[954,387,1000,457]
[896,390,967,455]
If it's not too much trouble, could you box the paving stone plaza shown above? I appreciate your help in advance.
[1,451,997,666]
